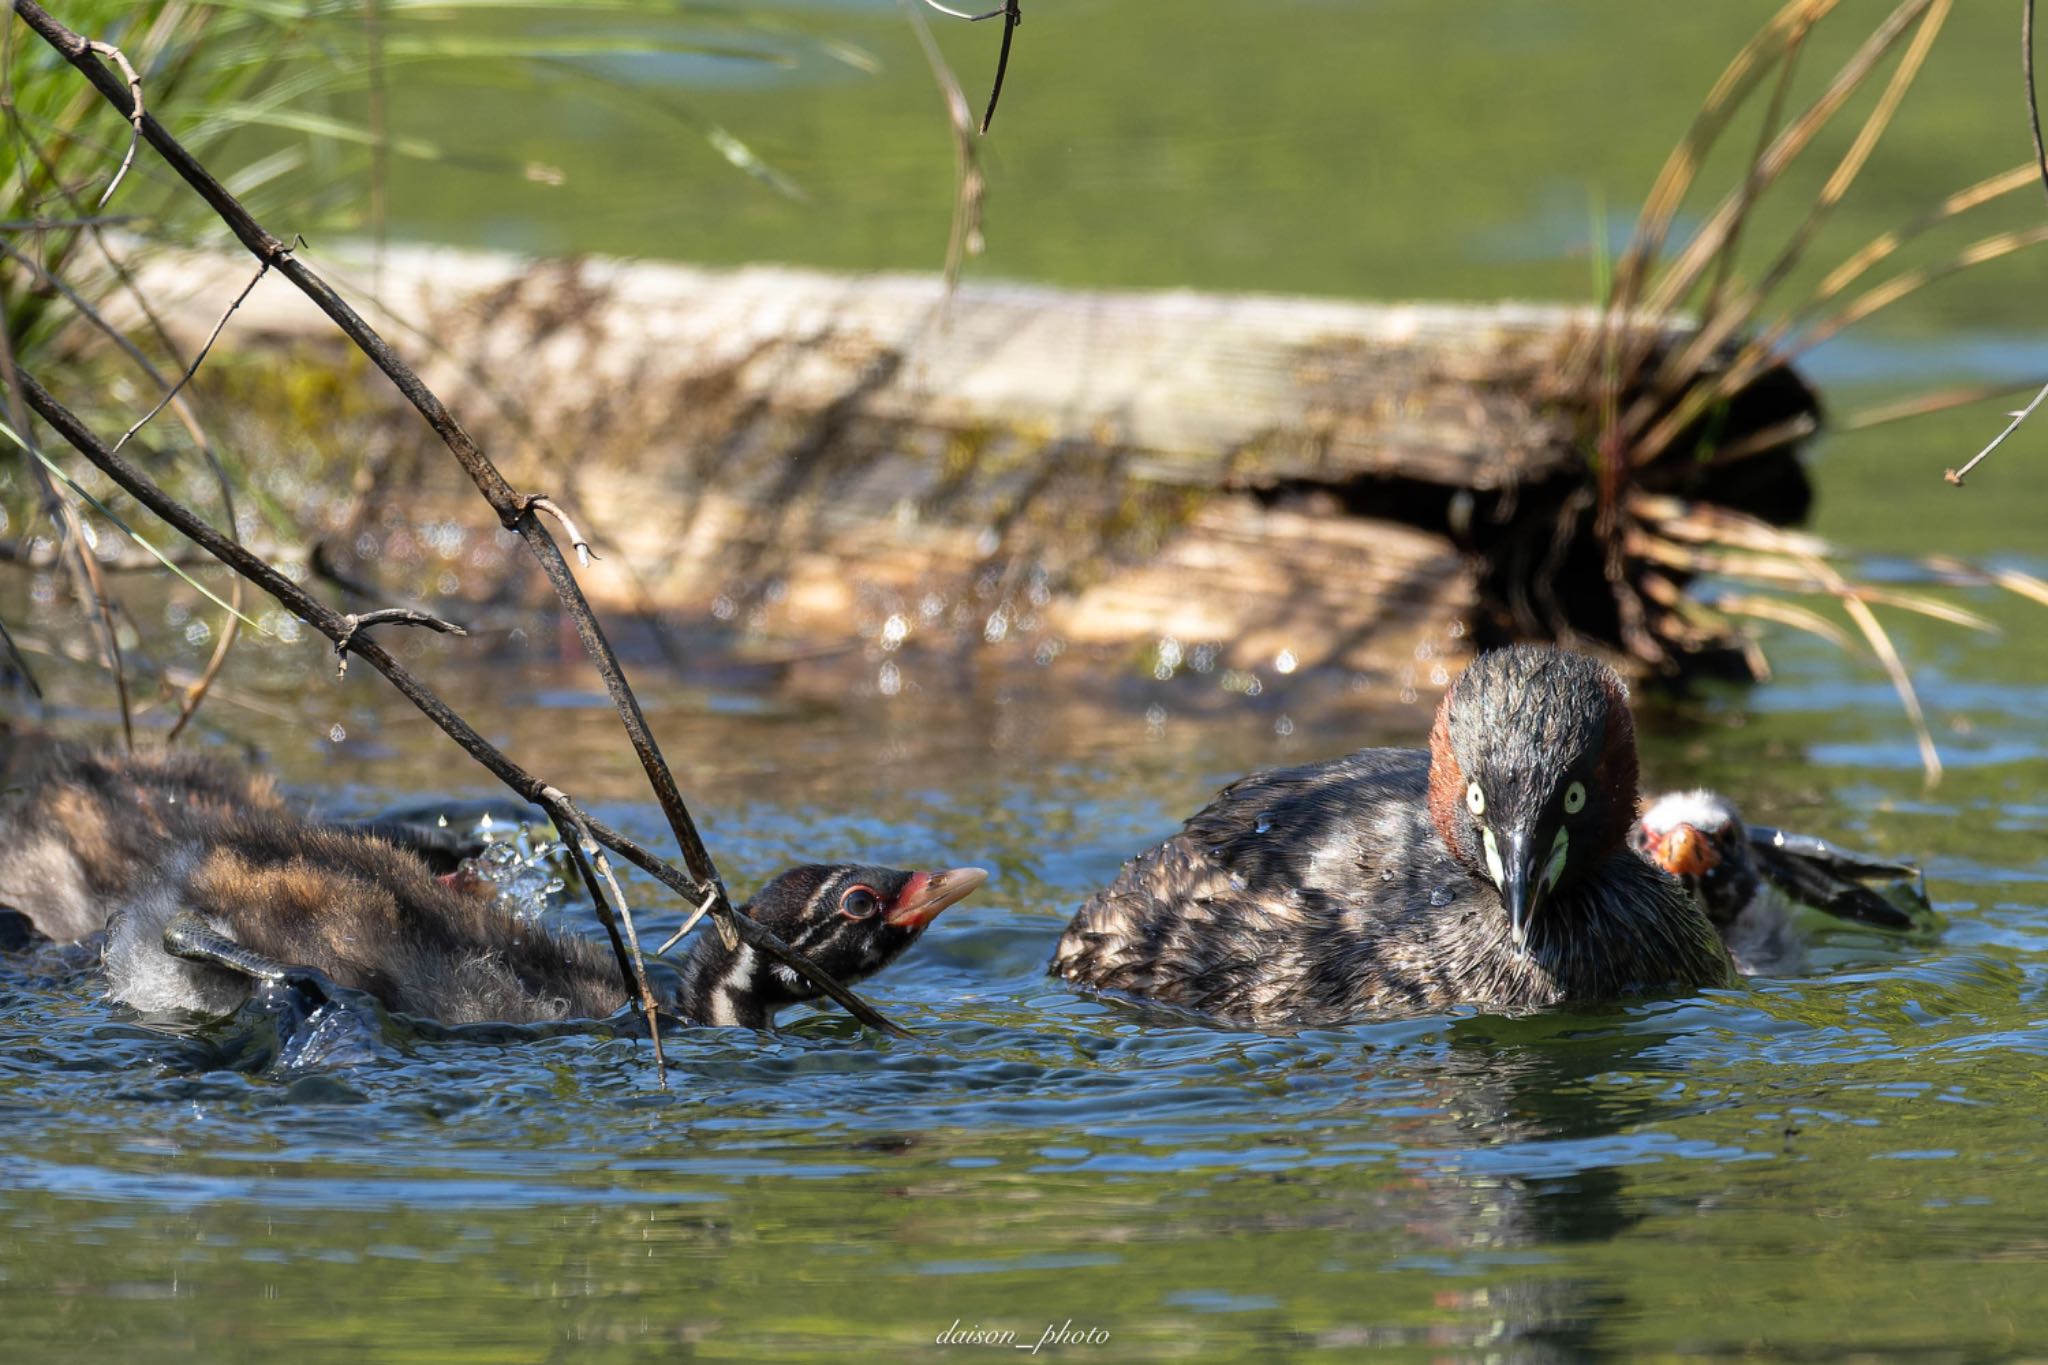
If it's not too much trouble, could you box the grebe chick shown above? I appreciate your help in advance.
[1051,646,1734,1027]
[1634,788,1923,975]
[0,733,289,944]
[102,816,986,1028]
[0,731,986,1027]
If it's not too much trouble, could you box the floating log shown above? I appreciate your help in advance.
[119,246,1818,682]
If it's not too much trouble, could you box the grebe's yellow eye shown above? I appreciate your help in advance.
[1563,781,1587,815]
[1466,782,1485,817]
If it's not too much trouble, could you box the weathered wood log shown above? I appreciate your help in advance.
[116,246,1818,681]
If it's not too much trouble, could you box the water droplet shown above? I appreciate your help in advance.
[1380,868,1395,882]
[327,723,346,743]
[1428,885,1454,907]
[1254,816,1273,835]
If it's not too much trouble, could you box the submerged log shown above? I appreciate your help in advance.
[124,246,1818,683]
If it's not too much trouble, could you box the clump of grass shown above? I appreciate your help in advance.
[1548,0,2048,786]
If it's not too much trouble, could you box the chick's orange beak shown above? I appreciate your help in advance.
[884,866,990,928]
[1650,823,1719,878]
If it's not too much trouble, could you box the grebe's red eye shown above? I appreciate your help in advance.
[838,885,881,920]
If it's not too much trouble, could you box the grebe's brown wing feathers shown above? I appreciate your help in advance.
[107,818,625,1024]
[1051,748,1448,1023]
[1177,748,1435,895]
[0,740,283,943]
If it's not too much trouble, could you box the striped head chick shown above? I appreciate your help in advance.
[677,863,987,1028]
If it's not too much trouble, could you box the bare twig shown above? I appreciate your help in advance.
[912,0,1023,135]
[656,883,723,955]
[525,495,597,567]
[2029,0,2048,210]
[1949,0,2048,485]
[82,38,140,208]
[110,253,275,456]
[555,810,666,1087]
[1946,379,2048,485]
[976,1,1022,135]
[332,607,468,678]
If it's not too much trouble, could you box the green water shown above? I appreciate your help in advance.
[7,1,2048,1359]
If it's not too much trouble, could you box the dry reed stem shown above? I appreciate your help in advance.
[1639,219,2048,470]
[1838,380,2039,430]
[1711,592,1857,651]
[1582,0,1841,387]
[1624,0,1949,467]
[0,252,134,749]
[1814,163,2037,302]
[904,0,987,290]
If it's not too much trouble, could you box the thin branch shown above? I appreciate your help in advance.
[556,812,666,1088]
[332,607,468,678]
[1946,379,2048,484]
[976,2,1022,135]
[656,884,722,956]
[110,253,275,456]
[2030,0,2048,210]
[82,38,140,208]
[525,494,597,567]
[1949,0,2048,484]
[910,0,1022,135]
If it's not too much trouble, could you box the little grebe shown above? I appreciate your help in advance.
[1051,647,1735,1026]
[0,732,984,1027]
[1634,788,1923,975]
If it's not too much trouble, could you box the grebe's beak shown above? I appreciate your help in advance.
[1488,817,1570,951]
[883,866,989,928]
[1498,825,1539,948]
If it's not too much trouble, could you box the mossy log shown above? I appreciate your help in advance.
[126,246,1818,681]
